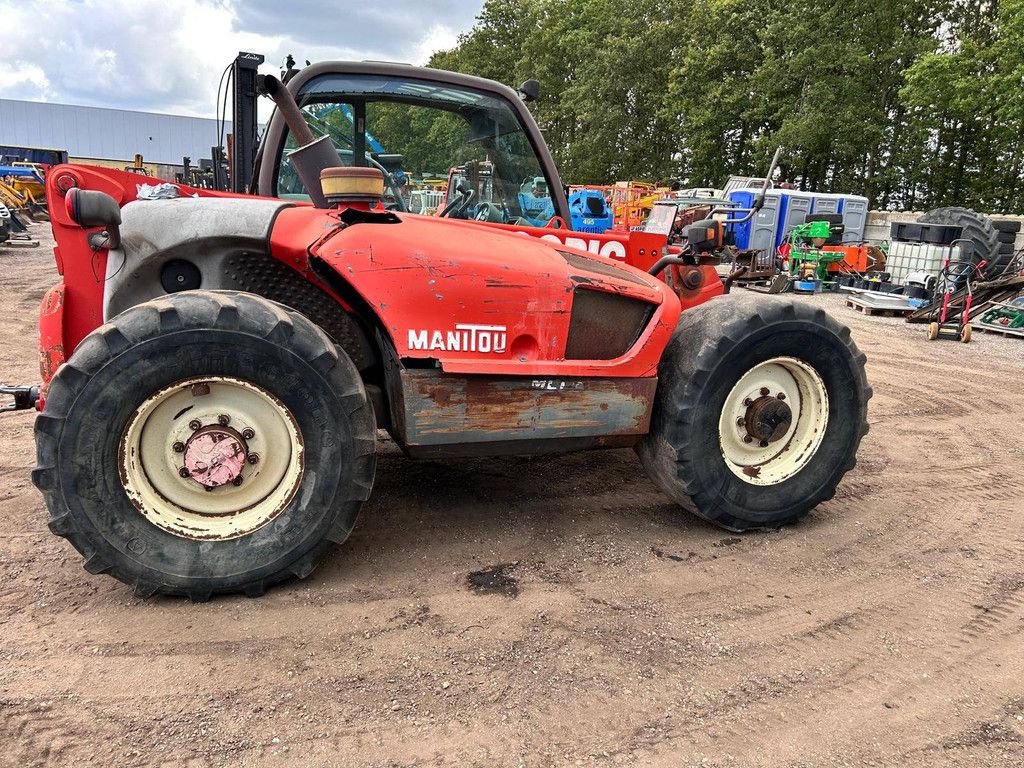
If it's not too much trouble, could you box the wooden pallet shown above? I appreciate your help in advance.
[975,323,1024,338]
[845,298,914,317]
[0,237,39,248]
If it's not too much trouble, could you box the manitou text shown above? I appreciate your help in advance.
[408,324,509,354]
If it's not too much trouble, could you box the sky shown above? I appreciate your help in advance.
[1,0,485,118]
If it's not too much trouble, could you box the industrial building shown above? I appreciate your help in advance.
[0,98,237,179]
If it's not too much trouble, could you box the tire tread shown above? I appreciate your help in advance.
[637,295,871,531]
[33,289,377,600]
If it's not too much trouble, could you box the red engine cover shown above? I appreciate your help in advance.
[271,207,682,378]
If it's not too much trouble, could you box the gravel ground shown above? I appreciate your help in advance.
[1,223,1023,767]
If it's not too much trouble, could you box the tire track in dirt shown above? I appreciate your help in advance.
[0,700,84,768]
[630,594,1024,767]
[640,521,1024,765]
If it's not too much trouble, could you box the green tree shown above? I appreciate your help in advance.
[427,0,1024,211]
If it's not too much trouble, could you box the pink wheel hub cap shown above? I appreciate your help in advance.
[184,428,247,488]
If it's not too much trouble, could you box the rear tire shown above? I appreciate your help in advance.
[33,290,376,600]
[637,295,870,531]
[928,322,940,340]
[961,324,972,343]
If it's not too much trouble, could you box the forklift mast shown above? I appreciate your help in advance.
[230,51,265,193]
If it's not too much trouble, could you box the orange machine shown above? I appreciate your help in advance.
[608,181,674,231]
[822,244,870,273]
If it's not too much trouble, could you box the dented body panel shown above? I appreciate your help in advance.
[272,206,681,378]
[40,166,713,387]
[38,283,65,398]
[392,370,657,457]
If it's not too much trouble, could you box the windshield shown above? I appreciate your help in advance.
[275,74,556,226]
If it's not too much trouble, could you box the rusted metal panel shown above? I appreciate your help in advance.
[38,282,66,390]
[397,370,656,451]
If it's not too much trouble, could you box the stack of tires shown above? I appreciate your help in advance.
[917,207,1020,279]
[991,219,1021,275]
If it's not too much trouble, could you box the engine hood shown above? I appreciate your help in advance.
[270,206,679,377]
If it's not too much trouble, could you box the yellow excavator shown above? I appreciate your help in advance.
[0,164,48,220]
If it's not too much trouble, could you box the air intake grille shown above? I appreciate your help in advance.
[565,289,655,360]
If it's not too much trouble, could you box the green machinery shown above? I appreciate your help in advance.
[978,298,1024,334]
[785,219,846,292]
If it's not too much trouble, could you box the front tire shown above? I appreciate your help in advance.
[33,291,376,600]
[637,295,870,531]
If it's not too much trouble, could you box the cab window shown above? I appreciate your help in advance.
[275,74,556,227]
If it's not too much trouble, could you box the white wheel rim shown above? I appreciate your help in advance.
[120,377,304,540]
[718,356,829,486]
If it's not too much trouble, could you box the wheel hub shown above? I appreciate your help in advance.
[183,426,249,489]
[718,357,829,486]
[743,396,793,444]
[120,376,305,540]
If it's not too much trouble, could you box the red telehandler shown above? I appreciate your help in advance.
[2,60,869,600]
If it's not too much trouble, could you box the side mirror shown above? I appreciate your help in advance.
[65,188,122,250]
[685,219,724,253]
[518,79,541,102]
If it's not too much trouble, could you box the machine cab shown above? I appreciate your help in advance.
[254,62,569,227]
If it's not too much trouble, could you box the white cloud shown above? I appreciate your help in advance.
[0,0,481,117]
[410,23,463,67]
[6,62,52,97]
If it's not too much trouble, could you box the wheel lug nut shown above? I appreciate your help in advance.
[232,476,244,486]
[172,441,185,453]
[204,485,214,492]
[735,417,745,426]
[759,440,769,448]
[241,428,255,440]
[743,398,753,407]
[777,393,786,401]
[178,467,191,478]
[188,419,202,431]
[742,435,753,444]
[247,453,259,465]
[217,414,230,426]
[760,387,770,396]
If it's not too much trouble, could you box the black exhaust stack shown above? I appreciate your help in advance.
[260,75,343,208]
